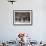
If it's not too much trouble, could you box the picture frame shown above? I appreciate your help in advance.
[13,10,32,25]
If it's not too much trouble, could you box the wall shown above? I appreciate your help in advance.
[0,0,46,42]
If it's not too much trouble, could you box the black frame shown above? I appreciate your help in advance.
[13,10,33,26]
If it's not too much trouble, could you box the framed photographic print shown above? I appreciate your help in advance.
[13,10,32,25]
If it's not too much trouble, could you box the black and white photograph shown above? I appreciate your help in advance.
[13,10,32,25]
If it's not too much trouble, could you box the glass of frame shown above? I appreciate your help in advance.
[13,10,32,25]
